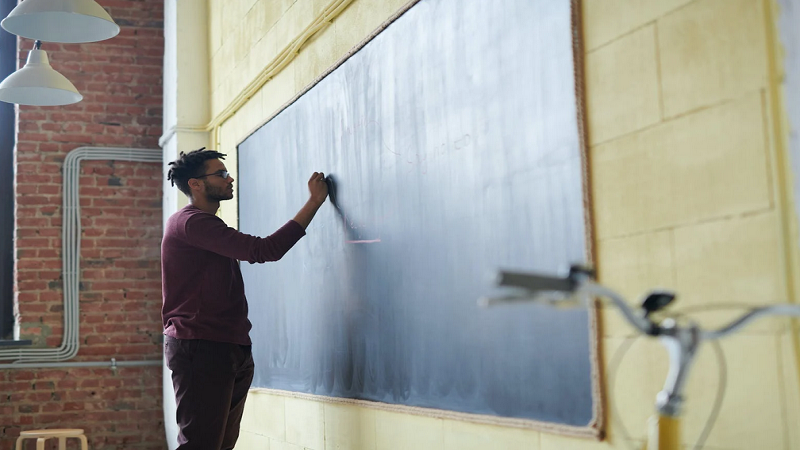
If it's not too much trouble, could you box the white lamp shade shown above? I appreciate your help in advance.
[0,49,82,106]
[1,0,120,43]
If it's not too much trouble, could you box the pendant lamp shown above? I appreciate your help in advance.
[1,0,119,43]
[0,41,82,106]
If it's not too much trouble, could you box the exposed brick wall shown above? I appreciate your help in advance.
[1,1,165,449]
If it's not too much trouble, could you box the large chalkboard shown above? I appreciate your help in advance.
[238,0,600,434]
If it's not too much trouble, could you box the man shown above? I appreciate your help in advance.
[161,148,328,449]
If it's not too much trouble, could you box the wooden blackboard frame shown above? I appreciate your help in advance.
[235,0,604,439]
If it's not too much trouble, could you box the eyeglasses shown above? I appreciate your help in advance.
[194,170,230,180]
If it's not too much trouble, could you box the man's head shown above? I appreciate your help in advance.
[167,148,234,201]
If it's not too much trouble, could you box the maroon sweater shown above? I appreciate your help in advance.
[161,205,305,345]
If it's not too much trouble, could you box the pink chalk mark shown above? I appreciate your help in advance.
[345,239,382,244]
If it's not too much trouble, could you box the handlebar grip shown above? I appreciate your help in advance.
[496,271,577,293]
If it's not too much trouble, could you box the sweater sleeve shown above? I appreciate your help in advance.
[182,213,306,263]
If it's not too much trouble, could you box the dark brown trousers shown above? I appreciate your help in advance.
[164,336,255,450]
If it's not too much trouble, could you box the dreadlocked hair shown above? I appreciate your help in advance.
[167,147,227,196]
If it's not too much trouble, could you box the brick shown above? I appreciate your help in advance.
[13,184,37,194]
[15,153,44,163]
[16,174,52,184]
[16,237,52,248]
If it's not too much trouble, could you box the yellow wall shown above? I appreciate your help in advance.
[202,0,800,448]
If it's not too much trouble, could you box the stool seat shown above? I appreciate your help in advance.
[20,428,85,437]
[16,428,88,450]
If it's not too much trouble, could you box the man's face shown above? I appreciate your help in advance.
[199,159,234,201]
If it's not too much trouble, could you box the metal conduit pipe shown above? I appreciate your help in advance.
[0,147,163,368]
[0,358,162,370]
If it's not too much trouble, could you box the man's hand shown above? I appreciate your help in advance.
[308,172,329,205]
[294,172,329,230]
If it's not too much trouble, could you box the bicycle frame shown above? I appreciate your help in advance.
[644,414,680,450]
[641,317,698,450]
[585,281,697,450]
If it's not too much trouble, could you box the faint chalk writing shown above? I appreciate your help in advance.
[341,119,392,149]
[389,133,473,174]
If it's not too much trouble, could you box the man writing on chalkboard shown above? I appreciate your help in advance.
[161,148,328,450]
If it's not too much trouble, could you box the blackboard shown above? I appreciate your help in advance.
[238,0,600,434]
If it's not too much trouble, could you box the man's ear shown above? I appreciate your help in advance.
[188,178,203,192]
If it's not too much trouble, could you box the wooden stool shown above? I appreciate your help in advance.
[15,428,88,450]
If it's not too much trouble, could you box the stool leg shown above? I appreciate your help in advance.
[14,436,23,450]
[36,438,46,450]
[78,435,88,450]
[58,436,66,450]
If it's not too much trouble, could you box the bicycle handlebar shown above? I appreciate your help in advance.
[701,304,800,339]
[482,265,800,421]
[483,265,800,340]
